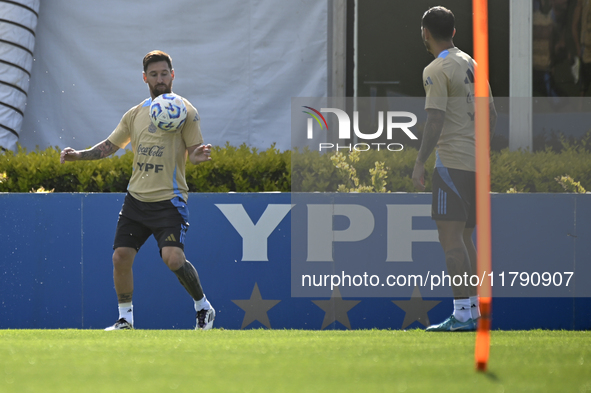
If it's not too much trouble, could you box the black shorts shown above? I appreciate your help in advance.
[113,193,190,252]
[431,167,476,228]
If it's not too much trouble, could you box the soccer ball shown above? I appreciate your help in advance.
[150,93,187,131]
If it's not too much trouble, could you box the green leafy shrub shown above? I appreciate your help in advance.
[185,143,290,192]
[0,144,589,193]
[490,145,591,192]
[554,175,587,193]
[0,145,133,193]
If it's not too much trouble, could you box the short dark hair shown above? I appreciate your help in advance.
[422,6,455,41]
[143,50,173,73]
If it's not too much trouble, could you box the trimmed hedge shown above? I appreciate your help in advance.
[0,143,590,193]
[490,146,591,193]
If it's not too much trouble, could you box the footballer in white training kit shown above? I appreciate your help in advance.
[412,7,497,332]
[60,50,215,331]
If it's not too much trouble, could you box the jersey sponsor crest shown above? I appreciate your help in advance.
[137,144,165,157]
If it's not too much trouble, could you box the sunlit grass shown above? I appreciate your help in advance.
[0,329,589,393]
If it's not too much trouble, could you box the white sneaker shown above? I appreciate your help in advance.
[196,308,215,330]
[104,318,133,331]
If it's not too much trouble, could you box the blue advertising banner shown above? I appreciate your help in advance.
[291,193,590,298]
[0,193,590,330]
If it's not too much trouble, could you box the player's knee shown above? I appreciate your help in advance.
[165,257,185,271]
[438,232,464,251]
[161,248,185,271]
[112,248,134,271]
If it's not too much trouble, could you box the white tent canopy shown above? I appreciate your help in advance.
[16,0,328,152]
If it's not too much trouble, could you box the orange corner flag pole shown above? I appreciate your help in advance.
[473,0,492,372]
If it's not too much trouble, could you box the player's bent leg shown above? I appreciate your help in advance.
[162,247,204,300]
[425,220,476,331]
[436,220,472,298]
[162,246,215,330]
[463,227,477,296]
[112,247,136,303]
[436,220,467,252]
[463,227,481,320]
[106,247,137,330]
[161,246,186,271]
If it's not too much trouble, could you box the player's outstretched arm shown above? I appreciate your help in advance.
[187,144,212,165]
[60,139,119,164]
[412,108,446,191]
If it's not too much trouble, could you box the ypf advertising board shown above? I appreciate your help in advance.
[289,193,588,298]
[290,98,590,299]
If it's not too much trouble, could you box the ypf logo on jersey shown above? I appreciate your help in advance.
[302,106,418,152]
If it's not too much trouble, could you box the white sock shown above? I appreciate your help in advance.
[118,302,133,326]
[453,298,472,322]
[469,296,481,320]
[194,296,211,311]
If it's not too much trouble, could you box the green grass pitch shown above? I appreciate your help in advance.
[0,329,590,392]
